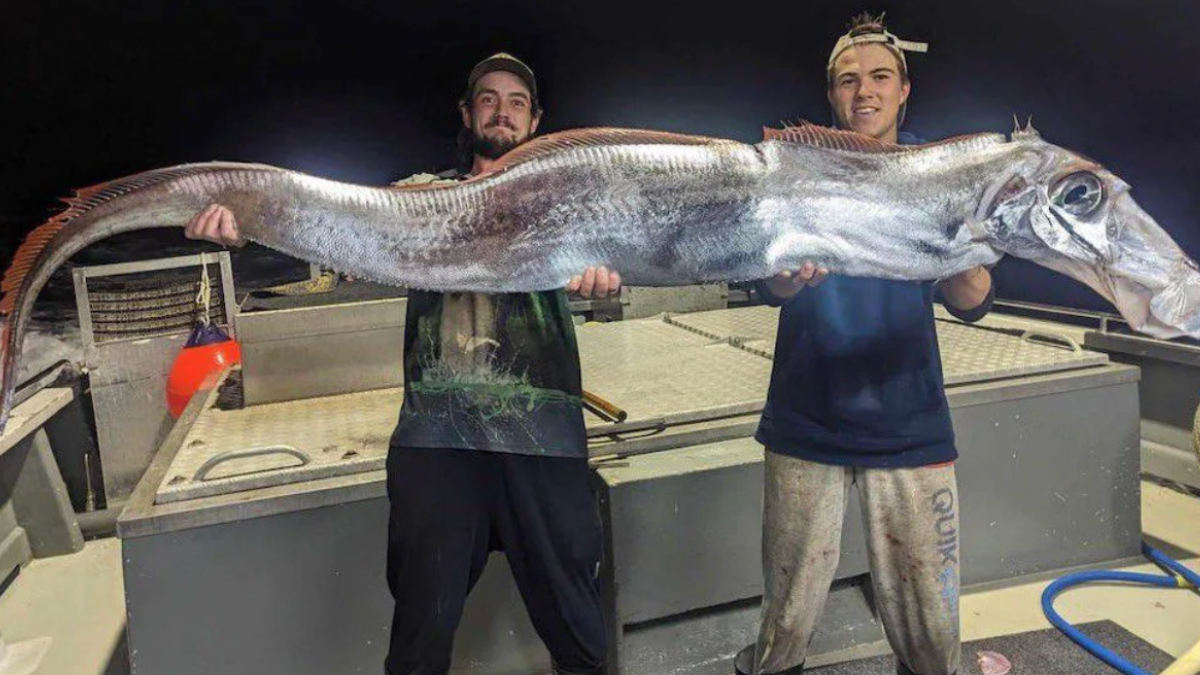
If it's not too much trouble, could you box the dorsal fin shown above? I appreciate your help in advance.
[385,129,734,189]
[762,121,912,153]
[60,162,281,218]
[479,127,733,176]
[0,162,283,315]
[763,120,1003,154]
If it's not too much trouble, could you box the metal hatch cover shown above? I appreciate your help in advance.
[664,306,1109,384]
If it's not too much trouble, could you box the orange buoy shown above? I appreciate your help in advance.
[166,322,241,417]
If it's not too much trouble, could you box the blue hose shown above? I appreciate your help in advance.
[1145,544,1200,589]
[1041,542,1199,675]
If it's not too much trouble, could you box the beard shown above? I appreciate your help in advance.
[470,124,525,159]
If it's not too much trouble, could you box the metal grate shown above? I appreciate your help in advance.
[73,252,237,349]
[87,272,226,339]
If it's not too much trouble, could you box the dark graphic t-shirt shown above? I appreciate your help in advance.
[390,289,587,457]
[386,171,586,458]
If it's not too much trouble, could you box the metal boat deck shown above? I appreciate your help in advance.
[152,307,1109,504]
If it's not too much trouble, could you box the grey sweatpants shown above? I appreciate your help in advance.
[751,451,961,675]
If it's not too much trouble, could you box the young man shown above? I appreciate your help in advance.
[185,53,617,675]
[735,15,995,675]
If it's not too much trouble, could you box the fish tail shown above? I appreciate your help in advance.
[0,161,285,432]
[0,318,11,434]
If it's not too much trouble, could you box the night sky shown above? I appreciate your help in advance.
[3,0,1198,313]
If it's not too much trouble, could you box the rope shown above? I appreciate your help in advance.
[195,257,212,327]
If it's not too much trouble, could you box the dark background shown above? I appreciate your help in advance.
[2,0,1197,312]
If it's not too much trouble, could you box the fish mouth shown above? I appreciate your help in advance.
[1107,256,1200,339]
[1047,257,1200,340]
[1103,196,1200,339]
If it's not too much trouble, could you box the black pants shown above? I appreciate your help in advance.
[384,445,607,675]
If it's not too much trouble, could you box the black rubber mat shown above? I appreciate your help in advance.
[808,620,1176,674]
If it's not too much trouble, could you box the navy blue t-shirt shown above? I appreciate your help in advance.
[754,132,994,468]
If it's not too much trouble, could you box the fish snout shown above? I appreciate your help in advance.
[1107,247,1200,340]
[1092,193,1200,339]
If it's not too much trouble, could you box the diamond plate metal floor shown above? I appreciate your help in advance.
[576,318,774,426]
[153,307,1110,503]
[156,386,401,503]
[665,306,1109,384]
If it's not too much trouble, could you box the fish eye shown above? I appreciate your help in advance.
[1054,172,1104,217]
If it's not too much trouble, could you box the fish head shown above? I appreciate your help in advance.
[984,129,1200,339]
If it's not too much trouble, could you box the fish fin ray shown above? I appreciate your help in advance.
[763,121,911,153]
[388,128,739,188]
[763,120,998,154]
[0,215,72,315]
[0,162,282,316]
[479,128,734,175]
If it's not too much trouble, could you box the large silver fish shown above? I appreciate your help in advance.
[1,122,1197,431]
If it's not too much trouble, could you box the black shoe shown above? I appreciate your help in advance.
[734,644,803,675]
[552,663,604,675]
[734,644,755,675]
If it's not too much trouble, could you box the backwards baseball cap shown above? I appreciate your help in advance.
[826,25,928,80]
[465,52,539,108]
[826,19,928,127]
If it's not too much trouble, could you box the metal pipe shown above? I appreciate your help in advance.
[582,389,628,423]
[77,504,123,539]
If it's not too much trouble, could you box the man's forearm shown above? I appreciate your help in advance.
[940,266,992,311]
